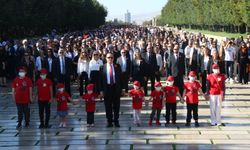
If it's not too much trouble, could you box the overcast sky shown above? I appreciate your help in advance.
[97,0,167,24]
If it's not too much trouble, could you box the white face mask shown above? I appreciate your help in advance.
[168,81,174,86]
[133,85,139,90]
[87,91,93,94]
[213,69,220,74]
[19,72,26,78]
[40,74,46,80]
[155,87,161,91]
[189,76,196,82]
[58,88,64,92]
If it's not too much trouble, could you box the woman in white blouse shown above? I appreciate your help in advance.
[77,50,89,96]
[89,51,103,93]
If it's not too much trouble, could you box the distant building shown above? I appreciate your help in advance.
[125,10,131,23]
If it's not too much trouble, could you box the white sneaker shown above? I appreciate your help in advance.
[62,122,66,127]
[225,78,230,82]
[59,123,63,128]
[87,124,91,127]
[229,78,234,84]
[91,124,95,127]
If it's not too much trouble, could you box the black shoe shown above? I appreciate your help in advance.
[172,121,176,124]
[185,122,190,127]
[218,123,225,126]
[106,123,113,128]
[25,123,29,128]
[39,124,45,129]
[114,123,120,128]
[16,123,22,129]
[211,124,217,126]
[195,122,200,127]
[44,124,51,128]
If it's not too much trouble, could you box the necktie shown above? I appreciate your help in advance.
[109,64,114,85]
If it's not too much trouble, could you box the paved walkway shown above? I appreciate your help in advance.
[0,81,250,150]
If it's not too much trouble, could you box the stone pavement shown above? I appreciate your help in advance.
[1,81,250,150]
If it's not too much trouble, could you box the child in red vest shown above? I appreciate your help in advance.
[81,83,99,127]
[163,76,182,125]
[12,66,33,129]
[183,71,205,127]
[149,82,164,126]
[128,81,145,126]
[56,83,72,128]
[35,68,53,128]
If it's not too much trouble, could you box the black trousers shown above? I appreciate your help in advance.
[239,59,248,84]
[144,75,155,96]
[87,112,94,124]
[174,74,184,95]
[90,71,100,93]
[38,100,51,125]
[201,70,207,93]
[186,104,198,122]
[58,74,71,96]
[122,72,129,92]
[79,72,89,96]
[165,103,177,122]
[150,108,161,121]
[104,85,120,124]
[16,104,30,124]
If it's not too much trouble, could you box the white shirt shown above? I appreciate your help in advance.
[77,59,89,75]
[224,46,235,61]
[203,56,209,71]
[106,64,115,84]
[184,46,193,59]
[35,56,42,71]
[121,56,126,72]
[156,54,163,71]
[59,57,65,74]
[89,59,103,71]
[48,57,52,72]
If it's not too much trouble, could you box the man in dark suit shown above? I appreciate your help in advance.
[141,44,158,95]
[169,44,185,95]
[52,48,73,96]
[100,53,124,128]
[116,49,131,92]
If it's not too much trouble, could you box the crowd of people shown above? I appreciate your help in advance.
[1,25,250,129]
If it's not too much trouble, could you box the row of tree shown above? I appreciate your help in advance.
[158,0,250,33]
[0,0,107,39]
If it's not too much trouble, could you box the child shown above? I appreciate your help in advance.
[148,82,164,126]
[35,68,53,128]
[56,83,72,128]
[182,71,205,127]
[128,81,145,126]
[81,83,99,127]
[12,66,32,129]
[163,76,182,125]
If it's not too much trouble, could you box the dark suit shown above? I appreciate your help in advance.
[52,56,73,96]
[131,59,147,86]
[200,55,212,93]
[141,52,158,95]
[116,56,131,92]
[100,63,123,124]
[169,52,185,94]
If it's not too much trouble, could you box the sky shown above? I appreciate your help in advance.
[97,0,167,24]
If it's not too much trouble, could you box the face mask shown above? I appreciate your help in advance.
[87,91,93,94]
[168,81,174,86]
[19,72,25,78]
[213,69,220,74]
[58,88,64,92]
[40,75,46,80]
[189,76,196,82]
[155,87,161,91]
[133,85,139,90]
